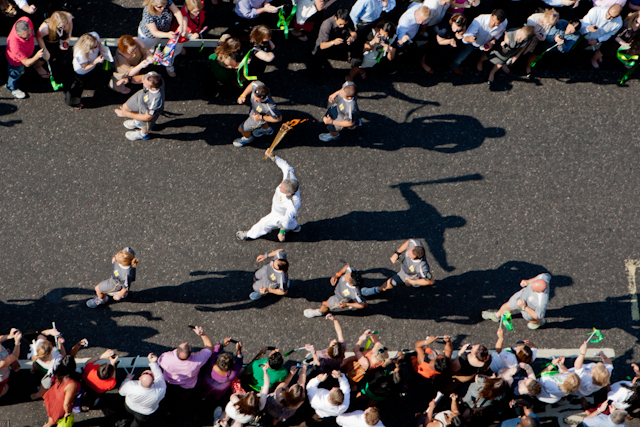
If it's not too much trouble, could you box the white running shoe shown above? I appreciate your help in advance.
[304,309,323,318]
[249,292,262,301]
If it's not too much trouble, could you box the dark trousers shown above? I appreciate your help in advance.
[125,403,153,427]
[450,43,476,70]
[65,72,88,107]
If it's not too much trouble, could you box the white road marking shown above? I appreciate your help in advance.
[626,259,640,321]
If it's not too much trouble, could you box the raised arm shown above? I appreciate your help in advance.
[574,341,588,370]
[258,364,271,410]
[274,156,295,181]
[193,326,214,351]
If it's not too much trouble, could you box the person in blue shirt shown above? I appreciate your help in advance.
[497,399,540,427]
[349,0,396,30]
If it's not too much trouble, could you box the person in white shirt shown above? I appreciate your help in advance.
[337,407,385,427]
[423,0,452,27]
[396,4,431,47]
[569,340,613,397]
[308,370,351,418]
[119,353,166,427]
[237,151,301,242]
[450,9,507,74]
[580,5,622,68]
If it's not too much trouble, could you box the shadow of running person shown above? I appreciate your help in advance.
[297,175,479,272]
[351,113,506,153]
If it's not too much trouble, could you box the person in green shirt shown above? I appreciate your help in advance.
[244,347,289,392]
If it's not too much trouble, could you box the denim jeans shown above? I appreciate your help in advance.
[6,63,25,91]
[450,43,476,70]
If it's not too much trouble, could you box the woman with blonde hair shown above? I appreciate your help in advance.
[66,32,110,108]
[110,35,153,94]
[538,356,581,403]
[87,247,139,308]
[570,340,613,397]
[138,0,187,77]
[524,9,559,73]
[33,10,73,78]
[169,0,206,73]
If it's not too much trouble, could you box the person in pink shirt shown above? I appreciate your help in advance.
[158,325,213,412]
[5,17,43,99]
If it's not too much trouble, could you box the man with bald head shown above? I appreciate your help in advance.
[158,325,213,411]
[119,353,166,426]
[482,273,551,330]
[580,4,623,68]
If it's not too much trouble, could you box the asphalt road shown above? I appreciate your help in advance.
[1,0,640,426]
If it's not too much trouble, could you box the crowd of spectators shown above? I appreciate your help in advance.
[2,0,639,136]
[1,318,639,426]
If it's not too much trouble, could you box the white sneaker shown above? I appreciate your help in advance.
[481,311,499,322]
[304,308,323,318]
[233,136,254,147]
[252,127,274,138]
[361,287,378,297]
[126,131,150,141]
[319,133,340,142]
[236,230,249,240]
[249,292,262,300]
[10,88,26,99]
[123,120,141,130]
[527,319,546,329]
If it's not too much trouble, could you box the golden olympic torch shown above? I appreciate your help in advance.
[263,119,310,159]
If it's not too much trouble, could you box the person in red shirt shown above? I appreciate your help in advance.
[411,335,453,380]
[5,17,43,99]
[82,349,118,408]
[169,0,206,75]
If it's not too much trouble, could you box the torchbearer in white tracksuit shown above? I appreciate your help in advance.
[236,150,301,242]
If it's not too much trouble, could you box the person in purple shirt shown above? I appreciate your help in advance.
[198,338,244,400]
[158,325,213,410]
